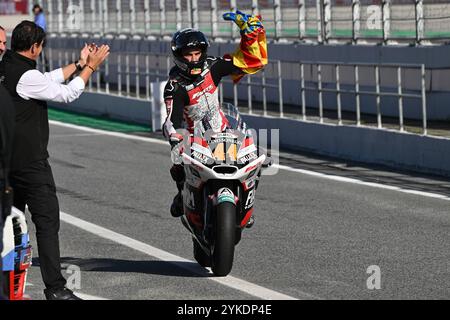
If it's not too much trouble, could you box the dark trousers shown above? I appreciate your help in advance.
[10,159,66,290]
[0,218,5,300]
[1,178,10,300]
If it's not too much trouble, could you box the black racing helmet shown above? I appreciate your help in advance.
[171,28,209,78]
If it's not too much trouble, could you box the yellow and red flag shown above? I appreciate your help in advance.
[223,11,268,83]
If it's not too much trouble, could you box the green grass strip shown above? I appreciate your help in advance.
[48,108,151,133]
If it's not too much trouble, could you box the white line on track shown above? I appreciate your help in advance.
[50,120,167,145]
[50,120,450,202]
[60,211,303,300]
[74,292,110,300]
[274,164,450,201]
[52,133,105,138]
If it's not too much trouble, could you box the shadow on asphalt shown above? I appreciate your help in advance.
[32,257,212,278]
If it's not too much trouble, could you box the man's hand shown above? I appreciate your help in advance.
[223,10,263,35]
[78,43,90,68]
[79,43,98,67]
[78,44,110,84]
[86,44,110,71]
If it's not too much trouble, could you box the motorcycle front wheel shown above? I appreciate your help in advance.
[211,201,236,276]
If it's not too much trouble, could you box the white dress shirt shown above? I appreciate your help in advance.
[16,68,85,104]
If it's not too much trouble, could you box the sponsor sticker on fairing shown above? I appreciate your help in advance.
[245,189,256,210]
[192,150,209,164]
[217,188,236,204]
[237,144,258,159]
[239,152,258,164]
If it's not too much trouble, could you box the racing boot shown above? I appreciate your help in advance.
[246,215,255,228]
[170,190,184,217]
[170,181,184,218]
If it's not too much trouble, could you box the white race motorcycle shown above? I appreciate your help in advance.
[175,103,271,276]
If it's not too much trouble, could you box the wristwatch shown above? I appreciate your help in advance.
[74,60,84,72]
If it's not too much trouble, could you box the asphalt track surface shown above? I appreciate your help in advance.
[23,121,450,300]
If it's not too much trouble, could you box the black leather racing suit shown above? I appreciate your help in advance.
[163,56,241,138]
[162,56,242,196]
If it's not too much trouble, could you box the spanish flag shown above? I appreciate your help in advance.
[225,13,268,83]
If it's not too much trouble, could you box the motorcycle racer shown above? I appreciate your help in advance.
[162,11,267,220]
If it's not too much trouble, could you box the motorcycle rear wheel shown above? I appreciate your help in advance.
[211,202,236,276]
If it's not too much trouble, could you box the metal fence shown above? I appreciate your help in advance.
[298,61,427,134]
[34,0,450,45]
[39,40,429,135]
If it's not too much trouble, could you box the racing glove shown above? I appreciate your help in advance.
[169,133,184,150]
[223,10,263,35]
[169,133,185,165]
